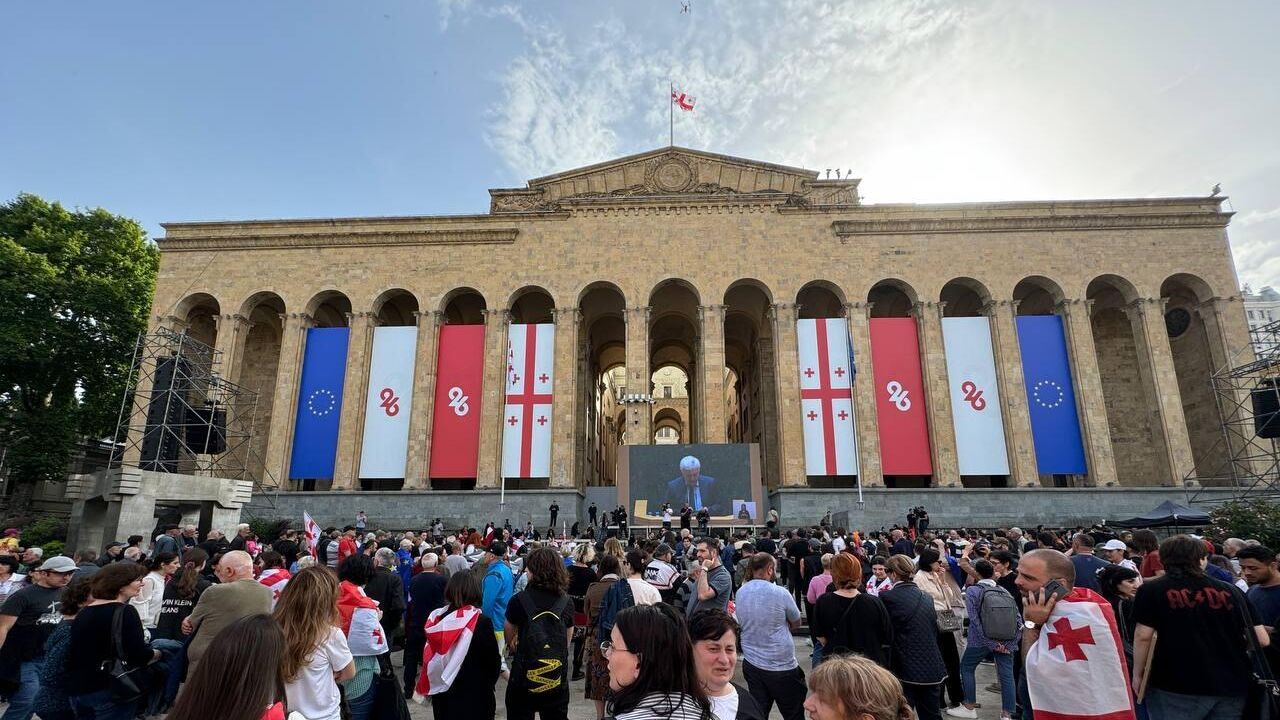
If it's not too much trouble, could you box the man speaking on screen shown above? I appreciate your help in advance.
[664,456,727,515]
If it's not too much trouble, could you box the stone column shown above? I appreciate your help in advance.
[262,312,313,488]
[1057,300,1118,486]
[550,308,581,488]
[982,300,1039,487]
[1198,296,1251,369]
[846,303,883,487]
[769,302,805,487]
[1125,297,1196,485]
[475,308,509,488]
[624,306,652,445]
[332,312,377,490]
[213,313,252,385]
[404,310,441,488]
[914,302,961,487]
[698,304,728,444]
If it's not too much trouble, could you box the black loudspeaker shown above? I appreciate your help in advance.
[140,356,188,472]
[185,403,227,454]
[1252,378,1280,439]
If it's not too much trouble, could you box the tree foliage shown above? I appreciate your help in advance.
[1210,498,1280,549]
[0,193,157,510]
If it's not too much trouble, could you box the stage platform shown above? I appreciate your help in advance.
[243,486,1238,532]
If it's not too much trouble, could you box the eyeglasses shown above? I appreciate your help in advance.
[600,640,638,658]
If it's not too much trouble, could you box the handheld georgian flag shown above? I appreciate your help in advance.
[303,511,320,557]
[1025,587,1135,720]
[671,87,695,111]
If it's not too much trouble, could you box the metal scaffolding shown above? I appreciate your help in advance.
[109,327,279,495]
[1187,318,1280,502]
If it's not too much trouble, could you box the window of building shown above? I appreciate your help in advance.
[1249,310,1256,319]
[664,385,672,398]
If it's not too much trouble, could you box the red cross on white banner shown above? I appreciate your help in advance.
[797,318,859,476]
[502,323,555,478]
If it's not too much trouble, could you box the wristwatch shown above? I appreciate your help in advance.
[1023,620,1040,630]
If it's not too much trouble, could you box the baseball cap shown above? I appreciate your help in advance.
[36,556,78,573]
[1100,539,1128,552]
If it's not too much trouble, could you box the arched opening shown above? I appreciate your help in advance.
[176,293,220,349]
[939,278,1010,488]
[654,407,685,444]
[651,365,690,444]
[1088,275,1165,486]
[440,288,486,325]
[307,291,352,329]
[238,292,285,484]
[867,280,931,488]
[650,280,700,442]
[372,289,419,327]
[579,283,627,487]
[1162,274,1228,484]
[794,281,859,488]
[509,287,555,324]
[724,280,780,486]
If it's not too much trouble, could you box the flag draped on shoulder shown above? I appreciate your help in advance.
[1025,587,1134,720]
[257,568,291,610]
[338,580,389,657]
[413,605,482,703]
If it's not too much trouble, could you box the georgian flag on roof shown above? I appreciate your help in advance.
[671,87,695,111]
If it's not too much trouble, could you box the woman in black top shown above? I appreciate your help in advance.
[1097,563,1140,664]
[152,547,210,641]
[878,555,946,720]
[812,553,893,668]
[66,562,158,720]
[425,569,501,720]
[567,543,598,682]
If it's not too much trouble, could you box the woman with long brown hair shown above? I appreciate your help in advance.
[165,614,286,720]
[274,566,356,720]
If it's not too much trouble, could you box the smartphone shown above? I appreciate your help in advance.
[1042,579,1070,601]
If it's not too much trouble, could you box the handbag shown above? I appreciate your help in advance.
[370,653,411,720]
[936,607,963,633]
[105,604,150,703]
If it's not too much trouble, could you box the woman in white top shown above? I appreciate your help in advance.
[0,555,26,605]
[913,547,966,711]
[275,566,356,720]
[130,551,179,629]
[625,551,662,606]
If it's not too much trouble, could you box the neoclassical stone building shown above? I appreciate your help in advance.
[151,147,1248,528]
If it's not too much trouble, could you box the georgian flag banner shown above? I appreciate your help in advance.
[797,318,858,476]
[1025,587,1135,720]
[429,325,485,478]
[358,326,418,479]
[869,318,933,475]
[289,328,350,480]
[502,324,555,479]
[942,317,1010,475]
[257,568,291,611]
[338,580,390,657]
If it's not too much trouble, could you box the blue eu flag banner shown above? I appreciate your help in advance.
[1016,316,1088,475]
[289,327,351,480]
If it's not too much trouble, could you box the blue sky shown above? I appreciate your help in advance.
[3,1,1279,288]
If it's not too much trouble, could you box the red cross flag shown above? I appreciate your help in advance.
[303,511,320,557]
[338,580,389,657]
[257,568,291,611]
[797,318,859,476]
[1025,587,1135,720]
[672,88,695,111]
[501,323,555,479]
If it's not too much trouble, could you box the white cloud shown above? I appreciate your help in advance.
[435,0,473,31]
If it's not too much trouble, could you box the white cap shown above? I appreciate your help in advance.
[1100,539,1128,551]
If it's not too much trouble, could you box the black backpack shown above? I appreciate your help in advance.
[514,593,572,695]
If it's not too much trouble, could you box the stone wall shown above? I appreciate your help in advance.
[768,486,1237,531]
[244,488,585,532]
[1092,307,1163,485]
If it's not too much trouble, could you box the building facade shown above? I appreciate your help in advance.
[148,148,1251,527]
[1242,285,1280,355]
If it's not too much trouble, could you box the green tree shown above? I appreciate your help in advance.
[0,193,158,513]
[1210,498,1280,549]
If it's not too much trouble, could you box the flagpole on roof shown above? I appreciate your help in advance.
[669,80,674,147]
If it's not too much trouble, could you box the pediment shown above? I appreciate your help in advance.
[489,147,859,213]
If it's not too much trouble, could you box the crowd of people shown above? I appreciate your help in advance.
[0,511,1277,720]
